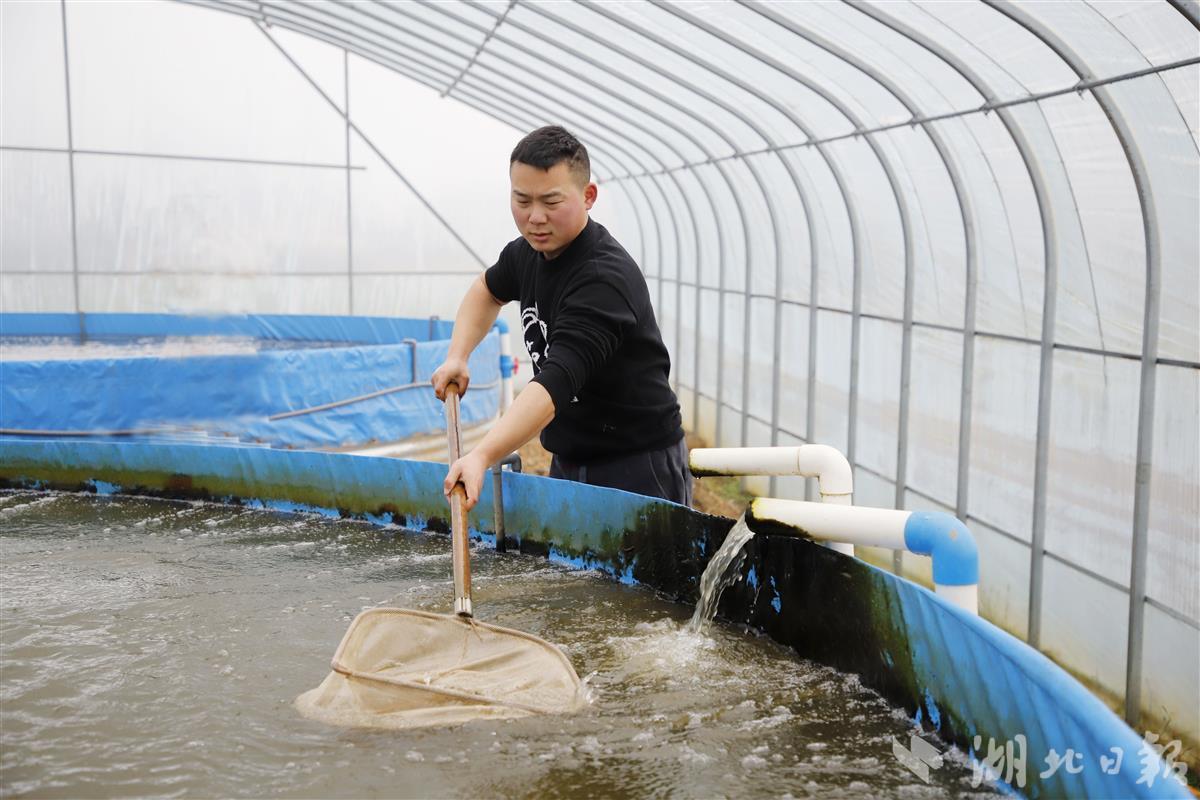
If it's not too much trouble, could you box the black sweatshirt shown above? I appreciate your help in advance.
[485,218,683,461]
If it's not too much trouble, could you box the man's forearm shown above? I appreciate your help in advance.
[471,381,555,465]
[448,275,504,362]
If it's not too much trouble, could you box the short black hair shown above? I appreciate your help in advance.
[510,125,590,185]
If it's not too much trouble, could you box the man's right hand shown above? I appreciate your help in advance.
[431,357,471,401]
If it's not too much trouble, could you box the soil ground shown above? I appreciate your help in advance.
[517,432,753,519]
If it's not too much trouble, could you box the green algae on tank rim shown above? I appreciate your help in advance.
[0,440,734,605]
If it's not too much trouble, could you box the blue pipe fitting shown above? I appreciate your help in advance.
[493,318,509,334]
[903,511,978,586]
[499,354,515,378]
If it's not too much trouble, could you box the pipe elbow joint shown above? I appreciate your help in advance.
[492,319,510,334]
[796,444,852,498]
[903,511,978,586]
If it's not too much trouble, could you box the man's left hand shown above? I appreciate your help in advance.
[444,451,488,511]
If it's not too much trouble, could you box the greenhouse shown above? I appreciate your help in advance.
[1,1,1197,798]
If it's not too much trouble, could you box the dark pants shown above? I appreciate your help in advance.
[549,437,692,507]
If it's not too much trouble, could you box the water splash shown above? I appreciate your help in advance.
[687,515,755,631]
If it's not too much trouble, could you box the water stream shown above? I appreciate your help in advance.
[688,514,756,631]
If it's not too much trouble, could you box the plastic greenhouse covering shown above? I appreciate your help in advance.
[1,0,1197,749]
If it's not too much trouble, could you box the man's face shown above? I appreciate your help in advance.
[510,160,597,260]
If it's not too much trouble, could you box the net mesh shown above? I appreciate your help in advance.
[296,608,585,729]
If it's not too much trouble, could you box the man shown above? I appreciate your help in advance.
[430,125,690,510]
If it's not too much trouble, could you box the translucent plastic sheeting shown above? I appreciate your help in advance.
[1043,352,1141,589]
[854,318,903,481]
[967,338,1040,542]
[73,156,348,275]
[0,1,68,148]
[0,151,74,277]
[1147,365,1200,621]
[68,2,345,165]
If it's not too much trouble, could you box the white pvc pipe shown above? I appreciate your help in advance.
[690,445,852,502]
[750,497,908,550]
[691,445,855,553]
[751,497,978,615]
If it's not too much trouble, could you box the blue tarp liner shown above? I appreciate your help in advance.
[0,313,500,450]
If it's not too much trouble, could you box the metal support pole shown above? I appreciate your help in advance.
[343,48,354,315]
[60,0,82,335]
[491,452,521,553]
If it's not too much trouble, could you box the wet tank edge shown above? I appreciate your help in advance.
[732,514,1175,800]
[0,440,735,607]
[0,439,1179,800]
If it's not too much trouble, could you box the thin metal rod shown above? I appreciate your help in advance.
[6,268,486,278]
[255,21,488,268]
[59,0,81,331]
[645,172,686,398]
[1166,0,1200,29]
[344,48,354,315]
[440,0,513,98]
[0,144,365,171]
[603,54,1200,184]
[656,274,1200,370]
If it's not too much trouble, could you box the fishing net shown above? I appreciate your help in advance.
[296,608,585,729]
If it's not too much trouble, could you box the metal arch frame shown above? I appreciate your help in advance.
[592,1,863,475]
[984,0,1166,728]
[343,48,354,315]
[59,0,82,333]
[630,2,847,498]
[844,0,1060,582]
[247,3,653,278]
[461,0,757,455]
[439,0,514,98]
[883,0,1087,657]
[672,0,905,502]
[437,1,727,427]
[553,2,790,458]
[736,1,980,573]
[369,0,691,287]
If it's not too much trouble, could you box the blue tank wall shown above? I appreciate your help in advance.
[0,313,496,450]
